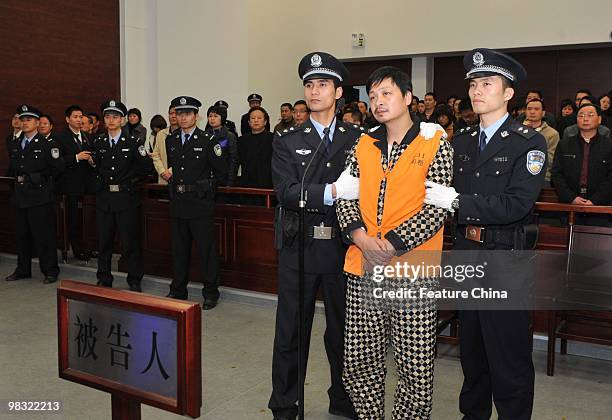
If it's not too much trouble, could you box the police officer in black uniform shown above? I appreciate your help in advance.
[6,105,65,284]
[165,96,227,310]
[425,48,547,420]
[269,52,362,420]
[90,100,151,292]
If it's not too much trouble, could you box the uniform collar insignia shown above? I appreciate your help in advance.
[471,131,478,137]
[339,126,346,132]
[304,127,312,133]
[501,131,509,138]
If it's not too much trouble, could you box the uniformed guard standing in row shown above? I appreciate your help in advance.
[90,100,151,292]
[5,105,65,284]
[425,48,547,420]
[269,52,361,420]
[165,96,227,310]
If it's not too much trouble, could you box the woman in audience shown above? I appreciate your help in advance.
[434,104,456,140]
[126,107,147,142]
[238,106,274,189]
[556,99,577,136]
[453,97,462,121]
[145,114,167,153]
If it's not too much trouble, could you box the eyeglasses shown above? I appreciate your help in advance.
[577,112,597,118]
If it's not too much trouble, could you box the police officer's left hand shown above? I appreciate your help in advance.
[424,180,458,210]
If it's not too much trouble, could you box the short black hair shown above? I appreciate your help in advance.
[149,114,168,131]
[412,95,420,103]
[526,90,543,99]
[579,95,597,106]
[458,98,473,112]
[447,95,458,102]
[526,98,545,110]
[87,112,100,121]
[280,102,293,110]
[358,100,368,110]
[559,99,576,113]
[425,92,437,101]
[39,114,54,125]
[168,104,176,111]
[418,100,425,104]
[366,66,412,96]
[127,108,142,120]
[248,106,270,123]
[578,102,601,116]
[65,105,83,117]
[576,88,592,96]
[343,108,363,122]
[293,99,310,112]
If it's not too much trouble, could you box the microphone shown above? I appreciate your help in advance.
[299,132,325,207]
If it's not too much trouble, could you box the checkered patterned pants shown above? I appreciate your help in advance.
[343,274,437,420]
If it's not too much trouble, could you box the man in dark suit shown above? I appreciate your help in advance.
[5,105,65,284]
[551,103,612,225]
[164,96,227,309]
[56,105,94,261]
[269,52,361,420]
[425,48,547,420]
[90,100,151,291]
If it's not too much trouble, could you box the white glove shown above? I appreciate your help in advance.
[419,122,448,140]
[424,180,458,210]
[334,167,360,200]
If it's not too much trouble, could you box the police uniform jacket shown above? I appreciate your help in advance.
[8,133,65,209]
[453,116,547,231]
[271,120,363,274]
[56,129,94,194]
[166,127,228,219]
[90,132,151,212]
[550,133,612,205]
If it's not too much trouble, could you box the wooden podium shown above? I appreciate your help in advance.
[57,280,201,419]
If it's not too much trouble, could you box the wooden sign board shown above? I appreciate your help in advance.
[57,280,201,418]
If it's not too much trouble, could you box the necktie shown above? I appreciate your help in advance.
[183,133,190,145]
[21,137,28,150]
[110,138,116,148]
[322,127,331,154]
[479,131,487,153]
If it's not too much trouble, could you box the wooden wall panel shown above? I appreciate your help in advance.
[343,58,412,86]
[0,0,120,175]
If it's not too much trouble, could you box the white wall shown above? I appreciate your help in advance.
[122,0,612,129]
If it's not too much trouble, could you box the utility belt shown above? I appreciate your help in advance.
[15,173,49,186]
[458,224,538,250]
[274,205,337,250]
[106,183,132,193]
[306,223,337,240]
[172,179,214,193]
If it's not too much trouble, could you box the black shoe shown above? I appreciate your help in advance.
[5,272,31,282]
[329,403,358,419]
[166,291,188,300]
[128,283,142,292]
[43,275,58,284]
[202,299,218,310]
[96,280,113,288]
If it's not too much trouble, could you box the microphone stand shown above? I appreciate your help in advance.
[297,135,324,420]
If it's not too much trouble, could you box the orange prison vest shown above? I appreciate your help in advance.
[344,131,445,276]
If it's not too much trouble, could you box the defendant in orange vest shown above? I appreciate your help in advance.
[336,66,453,419]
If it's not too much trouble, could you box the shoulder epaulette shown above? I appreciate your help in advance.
[511,123,537,139]
[275,125,300,138]
[368,125,381,133]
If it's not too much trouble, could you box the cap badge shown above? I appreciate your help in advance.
[310,54,322,68]
[22,105,27,111]
[473,51,485,67]
[180,97,187,105]
[109,100,116,107]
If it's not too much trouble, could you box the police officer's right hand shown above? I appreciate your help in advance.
[76,151,91,161]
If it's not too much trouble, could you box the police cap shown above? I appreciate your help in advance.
[171,96,202,112]
[298,51,349,84]
[214,100,229,109]
[247,94,262,104]
[101,99,128,117]
[464,48,527,84]
[17,104,42,119]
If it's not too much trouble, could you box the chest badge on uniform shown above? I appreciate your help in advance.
[304,128,312,133]
[296,149,311,155]
[526,150,545,175]
[339,126,346,133]
[138,145,146,156]
[214,144,222,156]
[193,147,203,152]
[51,148,60,159]
[501,131,509,138]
